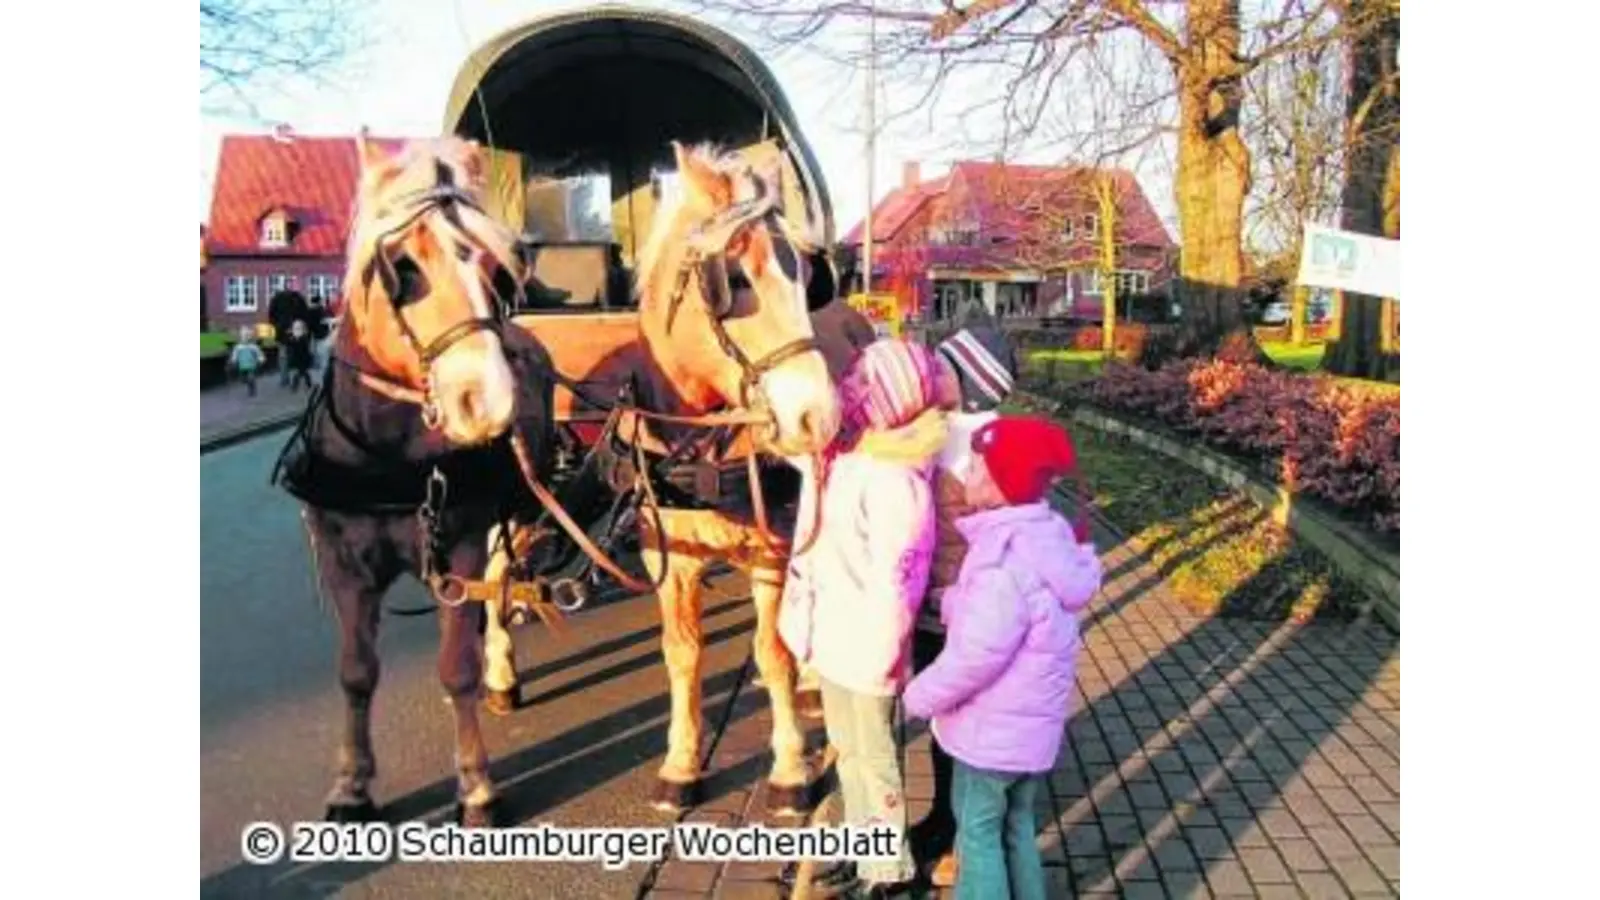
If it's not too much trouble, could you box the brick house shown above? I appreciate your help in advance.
[842,160,1178,323]
[202,129,407,333]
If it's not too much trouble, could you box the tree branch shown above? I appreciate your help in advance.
[1105,0,1183,61]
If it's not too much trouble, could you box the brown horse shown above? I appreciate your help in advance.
[483,142,844,815]
[277,134,543,828]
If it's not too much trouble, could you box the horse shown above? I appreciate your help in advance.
[273,134,560,828]
[480,141,845,816]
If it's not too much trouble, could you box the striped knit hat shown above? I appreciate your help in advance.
[840,337,939,431]
[937,326,1017,412]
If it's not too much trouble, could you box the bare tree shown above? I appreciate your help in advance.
[1242,4,1346,344]
[200,0,369,116]
[692,0,1354,363]
[1322,0,1399,380]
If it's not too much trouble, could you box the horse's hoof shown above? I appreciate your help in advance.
[649,778,701,813]
[796,688,825,720]
[456,799,498,829]
[325,798,379,823]
[484,688,518,716]
[765,783,809,818]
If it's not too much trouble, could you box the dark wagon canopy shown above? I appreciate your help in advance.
[442,4,835,271]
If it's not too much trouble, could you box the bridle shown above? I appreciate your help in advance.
[313,153,837,617]
[344,159,517,428]
[662,167,833,414]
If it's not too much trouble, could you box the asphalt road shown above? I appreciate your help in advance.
[200,434,761,899]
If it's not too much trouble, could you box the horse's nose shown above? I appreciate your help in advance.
[459,386,483,424]
[795,404,838,450]
[797,409,822,447]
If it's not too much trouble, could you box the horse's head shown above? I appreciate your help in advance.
[635,142,841,456]
[340,135,523,447]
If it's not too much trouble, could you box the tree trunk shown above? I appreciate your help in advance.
[1290,283,1308,345]
[1098,174,1118,358]
[1141,0,1268,367]
[1324,0,1400,381]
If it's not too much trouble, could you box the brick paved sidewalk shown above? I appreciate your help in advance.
[641,527,1401,899]
[200,380,312,444]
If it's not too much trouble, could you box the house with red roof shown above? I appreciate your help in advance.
[842,160,1178,323]
[202,128,407,333]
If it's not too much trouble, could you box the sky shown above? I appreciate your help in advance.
[199,0,1182,239]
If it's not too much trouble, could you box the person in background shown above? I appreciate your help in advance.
[227,326,266,398]
[305,295,331,376]
[283,319,315,392]
[778,337,948,899]
[903,416,1102,900]
[266,289,309,387]
[912,324,1020,887]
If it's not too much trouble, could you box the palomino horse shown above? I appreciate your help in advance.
[275,135,558,827]
[482,142,843,816]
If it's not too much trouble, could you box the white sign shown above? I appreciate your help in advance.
[1297,223,1400,299]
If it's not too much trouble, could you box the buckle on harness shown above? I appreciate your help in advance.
[693,462,722,504]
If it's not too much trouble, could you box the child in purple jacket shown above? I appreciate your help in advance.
[902,415,1103,900]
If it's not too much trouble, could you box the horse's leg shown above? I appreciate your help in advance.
[307,510,391,822]
[750,567,809,817]
[481,522,519,716]
[645,545,711,812]
[440,535,497,827]
[328,586,384,821]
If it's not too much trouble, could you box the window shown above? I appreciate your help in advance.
[1083,269,1149,296]
[1083,213,1101,242]
[996,283,1038,318]
[652,170,682,207]
[267,274,295,297]
[1115,270,1150,296]
[225,275,258,312]
[260,215,288,248]
[305,274,339,302]
[1062,218,1075,241]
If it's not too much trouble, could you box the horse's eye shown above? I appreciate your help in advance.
[392,256,429,306]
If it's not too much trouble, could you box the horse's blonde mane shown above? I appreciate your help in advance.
[633,143,818,310]
[342,137,523,308]
[633,143,727,309]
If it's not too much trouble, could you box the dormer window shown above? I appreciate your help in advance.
[259,210,292,249]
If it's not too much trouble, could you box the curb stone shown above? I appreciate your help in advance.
[200,412,301,455]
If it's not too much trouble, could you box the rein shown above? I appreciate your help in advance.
[329,160,831,621]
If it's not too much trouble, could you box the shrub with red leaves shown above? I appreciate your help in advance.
[1068,324,1154,355]
[1064,359,1400,535]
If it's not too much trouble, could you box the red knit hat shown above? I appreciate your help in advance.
[970,415,1079,505]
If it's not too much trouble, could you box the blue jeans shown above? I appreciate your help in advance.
[952,762,1047,900]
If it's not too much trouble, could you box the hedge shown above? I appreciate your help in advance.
[1253,322,1332,343]
[1050,358,1400,535]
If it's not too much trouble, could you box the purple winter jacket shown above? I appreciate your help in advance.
[902,501,1103,774]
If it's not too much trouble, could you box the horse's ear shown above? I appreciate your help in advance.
[459,139,486,185]
[357,132,391,174]
[673,141,732,210]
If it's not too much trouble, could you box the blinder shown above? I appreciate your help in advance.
[691,208,836,321]
[804,250,838,311]
[350,168,520,420]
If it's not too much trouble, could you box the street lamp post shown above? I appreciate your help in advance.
[862,1,876,297]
